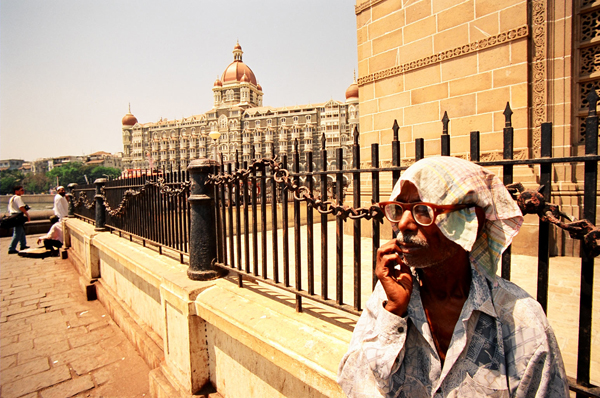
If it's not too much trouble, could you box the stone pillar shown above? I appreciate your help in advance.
[186,159,228,281]
[67,183,77,218]
[94,178,107,232]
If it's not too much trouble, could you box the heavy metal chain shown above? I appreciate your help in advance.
[73,178,191,217]
[207,157,384,222]
[71,192,95,210]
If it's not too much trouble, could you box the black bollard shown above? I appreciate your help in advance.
[94,178,107,232]
[187,159,228,281]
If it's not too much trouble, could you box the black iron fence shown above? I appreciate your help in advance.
[71,94,600,396]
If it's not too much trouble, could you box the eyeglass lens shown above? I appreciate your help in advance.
[385,203,435,226]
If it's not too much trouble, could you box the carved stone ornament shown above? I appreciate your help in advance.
[357,26,529,87]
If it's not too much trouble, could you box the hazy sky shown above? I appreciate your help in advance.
[0,0,358,161]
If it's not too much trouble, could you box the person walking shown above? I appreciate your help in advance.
[7,185,30,254]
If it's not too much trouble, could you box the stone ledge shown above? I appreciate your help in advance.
[95,277,164,370]
[195,277,354,398]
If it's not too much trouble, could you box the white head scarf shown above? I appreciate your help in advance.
[389,156,523,282]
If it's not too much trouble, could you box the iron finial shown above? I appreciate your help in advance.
[441,111,450,135]
[503,102,513,127]
[392,119,399,141]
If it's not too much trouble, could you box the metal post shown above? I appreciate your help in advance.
[67,183,77,217]
[94,178,107,232]
[187,159,228,281]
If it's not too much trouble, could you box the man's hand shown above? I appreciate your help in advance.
[375,239,413,317]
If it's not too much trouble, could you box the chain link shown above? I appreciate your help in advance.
[207,157,384,223]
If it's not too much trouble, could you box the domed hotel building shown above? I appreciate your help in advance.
[122,42,359,171]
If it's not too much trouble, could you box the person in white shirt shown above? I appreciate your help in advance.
[7,185,30,254]
[338,156,569,397]
[53,186,68,220]
[37,216,63,253]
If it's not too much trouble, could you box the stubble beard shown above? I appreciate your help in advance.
[395,231,458,269]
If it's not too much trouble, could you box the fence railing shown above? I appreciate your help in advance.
[70,95,600,396]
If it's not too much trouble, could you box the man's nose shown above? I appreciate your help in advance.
[394,208,418,232]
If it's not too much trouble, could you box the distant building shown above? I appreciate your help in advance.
[47,156,84,171]
[0,159,24,171]
[85,151,122,170]
[19,162,32,174]
[121,42,359,172]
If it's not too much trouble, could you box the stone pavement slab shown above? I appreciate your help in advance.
[0,235,151,398]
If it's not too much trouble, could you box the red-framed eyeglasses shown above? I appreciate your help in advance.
[378,201,475,226]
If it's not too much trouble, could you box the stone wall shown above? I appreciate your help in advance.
[64,218,351,398]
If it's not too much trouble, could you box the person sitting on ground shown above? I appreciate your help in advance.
[53,186,69,220]
[37,216,63,254]
[337,156,569,397]
[7,185,30,254]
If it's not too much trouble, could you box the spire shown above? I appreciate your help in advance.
[233,41,243,62]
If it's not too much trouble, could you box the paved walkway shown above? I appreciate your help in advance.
[0,234,151,398]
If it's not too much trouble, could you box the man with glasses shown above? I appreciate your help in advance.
[338,156,568,397]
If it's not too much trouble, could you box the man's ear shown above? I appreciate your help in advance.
[475,207,486,236]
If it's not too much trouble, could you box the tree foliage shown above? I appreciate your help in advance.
[46,163,121,187]
[1,163,121,195]
[23,173,50,194]
[0,170,25,195]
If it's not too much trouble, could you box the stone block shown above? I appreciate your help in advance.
[358,42,372,60]
[477,87,511,113]
[356,7,371,28]
[478,45,511,72]
[445,133,470,155]
[404,64,441,90]
[434,24,469,53]
[405,0,432,24]
[412,121,441,141]
[441,52,478,81]
[400,36,434,65]
[374,109,404,130]
[438,1,474,32]
[360,98,379,116]
[404,101,441,125]
[493,64,527,88]
[475,0,523,18]
[1,339,33,357]
[424,137,443,156]
[358,60,369,81]
[449,72,492,96]
[500,3,527,31]
[368,11,406,40]
[378,91,410,112]
[411,82,449,104]
[373,28,403,56]
[479,131,504,151]
[359,83,375,101]
[440,93,476,118]
[375,74,404,97]
[510,82,528,109]
[372,0,403,21]
[451,113,493,135]
[1,365,71,398]
[368,49,398,74]
[0,357,50,385]
[404,16,437,44]
[39,375,94,398]
[469,12,499,41]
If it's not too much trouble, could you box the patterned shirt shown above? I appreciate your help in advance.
[337,265,569,397]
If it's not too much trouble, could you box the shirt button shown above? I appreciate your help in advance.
[397,327,404,333]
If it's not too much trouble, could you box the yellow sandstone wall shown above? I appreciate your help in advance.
[353,0,598,256]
